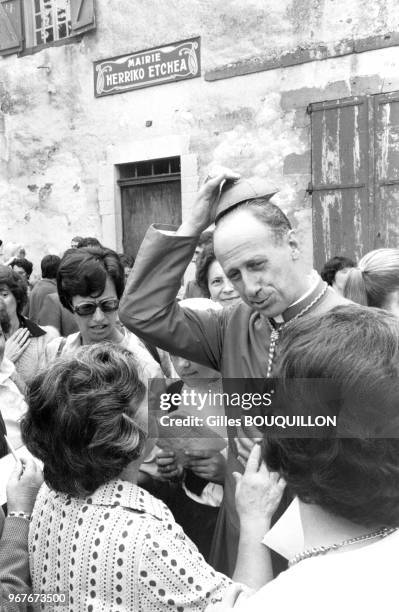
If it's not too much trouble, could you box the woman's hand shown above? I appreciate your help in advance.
[205,584,250,611]
[156,449,183,480]
[5,328,31,362]
[235,425,262,467]
[234,444,286,526]
[185,450,226,483]
[7,458,44,515]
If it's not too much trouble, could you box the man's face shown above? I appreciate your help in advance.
[192,245,202,265]
[124,266,132,282]
[0,284,18,320]
[170,354,220,381]
[214,210,303,318]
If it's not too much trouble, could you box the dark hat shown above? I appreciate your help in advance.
[215,177,278,223]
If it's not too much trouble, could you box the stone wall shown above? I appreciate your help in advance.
[0,0,399,272]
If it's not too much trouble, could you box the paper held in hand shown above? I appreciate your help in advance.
[0,446,42,506]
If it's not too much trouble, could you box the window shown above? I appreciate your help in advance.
[33,0,71,45]
[118,157,182,258]
[0,0,95,56]
[118,157,181,182]
[309,92,399,269]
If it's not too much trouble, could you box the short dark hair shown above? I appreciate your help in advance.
[195,242,215,298]
[0,297,10,335]
[217,198,292,242]
[57,246,124,312]
[22,344,146,496]
[320,256,356,286]
[10,257,33,280]
[263,304,399,528]
[41,254,61,279]
[118,254,135,268]
[197,231,213,248]
[76,237,102,248]
[0,264,28,315]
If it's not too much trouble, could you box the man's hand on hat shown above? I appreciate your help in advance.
[177,168,240,237]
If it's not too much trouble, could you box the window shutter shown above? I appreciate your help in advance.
[0,0,23,56]
[309,96,372,270]
[373,92,399,249]
[70,0,95,35]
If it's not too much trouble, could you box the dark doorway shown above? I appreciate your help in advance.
[119,157,181,258]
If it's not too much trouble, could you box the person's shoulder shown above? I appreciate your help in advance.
[44,292,59,304]
[45,332,80,358]
[29,280,43,295]
[310,286,351,317]
[224,300,253,323]
[40,325,60,341]
[122,329,163,376]
[324,287,352,307]
[31,482,51,514]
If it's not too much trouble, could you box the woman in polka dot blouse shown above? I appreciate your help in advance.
[22,343,285,611]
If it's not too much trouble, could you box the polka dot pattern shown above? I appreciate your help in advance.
[29,479,231,611]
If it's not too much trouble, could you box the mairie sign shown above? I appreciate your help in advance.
[94,38,201,97]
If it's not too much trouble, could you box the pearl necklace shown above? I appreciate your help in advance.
[289,526,398,567]
[266,283,328,378]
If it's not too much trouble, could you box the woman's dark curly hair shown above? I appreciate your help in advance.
[57,246,124,312]
[195,242,216,298]
[263,304,399,528]
[0,264,28,315]
[22,343,147,496]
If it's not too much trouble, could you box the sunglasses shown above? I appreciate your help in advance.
[73,298,119,317]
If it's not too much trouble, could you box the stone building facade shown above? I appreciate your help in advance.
[1,0,399,271]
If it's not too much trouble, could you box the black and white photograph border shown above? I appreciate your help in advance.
[1,1,399,610]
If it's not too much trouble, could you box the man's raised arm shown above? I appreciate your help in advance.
[119,170,239,370]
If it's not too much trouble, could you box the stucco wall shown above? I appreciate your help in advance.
[0,0,399,271]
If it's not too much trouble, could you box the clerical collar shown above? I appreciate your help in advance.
[266,276,328,377]
[272,272,326,324]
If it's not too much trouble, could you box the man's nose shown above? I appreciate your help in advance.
[242,272,261,297]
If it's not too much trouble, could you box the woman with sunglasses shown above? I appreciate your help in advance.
[44,246,161,383]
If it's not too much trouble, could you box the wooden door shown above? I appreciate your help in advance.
[309,96,372,270]
[121,179,181,258]
[373,92,399,249]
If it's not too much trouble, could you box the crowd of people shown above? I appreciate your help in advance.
[0,172,399,611]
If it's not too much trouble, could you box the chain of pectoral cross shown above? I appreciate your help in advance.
[266,283,328,378]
